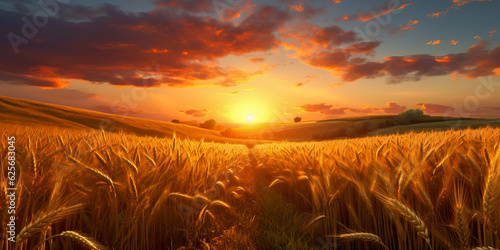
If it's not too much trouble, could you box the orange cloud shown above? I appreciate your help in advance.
[489,29,497,34]
[221,0,256,20]
[473,35,483,40]
[428,0,493,18]
[338,2,415,22]
[392,19,419,33]
[250,58,265,63]
[450,40,460,45]
[359,3,414,22]
[288,3,304,12]
[292,83,304,88]
[427,40,441,45]
[331,0,342,3]
[401,19,419,31]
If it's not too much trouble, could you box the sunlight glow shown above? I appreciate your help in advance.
[247,115,254,122]
[230,99,272,123]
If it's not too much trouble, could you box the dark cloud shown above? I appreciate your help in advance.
[0,4,290,88]
[152,0,214,13]
[295,102,407,116]
[414,103,500,118]
[0,71,70,89]
[340,42,500,83]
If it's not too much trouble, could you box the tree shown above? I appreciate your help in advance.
[394,109,426,125]
[171,119,180,124]
[294,117,302,123]
[200,119,217,129]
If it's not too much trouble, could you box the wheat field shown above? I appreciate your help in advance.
[1,124,500,249]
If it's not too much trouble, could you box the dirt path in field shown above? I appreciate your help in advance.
[210,146,261,249]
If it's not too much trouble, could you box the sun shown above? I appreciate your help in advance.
[229,99,272,123]
[246,115,254,122]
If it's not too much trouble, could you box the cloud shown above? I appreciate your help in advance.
[490,29,497,34]
[0,4,290,89]
[427,40,441,45]
[180,108,210,117]
[217,65,276,86]
[284,22,500,85]
[414,102,500,118]
[473,35,483,40]
[339,42,500,83]
[0,71,71,89]
[295,102,407,116]
[392,19,419,33]
[428,0,493,18]
[42,88,100,100]
[152,0,214,13]
[292,83,304,88]
[250,58,265,63]
[288,3,304,12]
[281,22,381,74]
[450,40,460,45]
[336,1,415,22]
[413,103,451,114]
[220,0,256,20]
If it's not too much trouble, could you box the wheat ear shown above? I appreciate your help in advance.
[330,232,389,250]
[16,204,83,242]
[59,231,108,250]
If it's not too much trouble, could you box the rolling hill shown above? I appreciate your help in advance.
[2,95,499,143]
[0,95,264,143]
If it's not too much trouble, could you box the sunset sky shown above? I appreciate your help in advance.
[1,0,500,123]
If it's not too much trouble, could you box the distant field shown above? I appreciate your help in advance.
[3,95,499,143]
[230,114,500,141]
[370,118,500,136]
[227,120,353,141]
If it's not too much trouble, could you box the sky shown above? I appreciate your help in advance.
[1,0,500,124]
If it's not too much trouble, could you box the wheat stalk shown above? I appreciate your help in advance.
[68,155,115,194]
[16,204,83,242]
